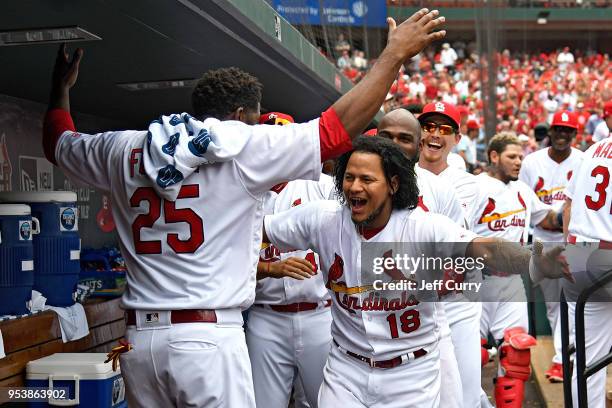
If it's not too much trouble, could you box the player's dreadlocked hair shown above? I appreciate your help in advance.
[333,136,419,210]
[191,67,263,120]
[486,132,520,163]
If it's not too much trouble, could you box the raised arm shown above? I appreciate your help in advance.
[44,44,82,164]
[331,10,446,138]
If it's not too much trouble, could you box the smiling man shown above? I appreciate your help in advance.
[519,110,584,382]
[262,136,571,408]
[475,133,564,407]
[415,101,485,408]
[380,104,485,408]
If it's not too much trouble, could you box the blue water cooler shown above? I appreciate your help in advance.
[0,204,35,315]
[0,192,80,306]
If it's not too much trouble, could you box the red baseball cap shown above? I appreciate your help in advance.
[259,112,294,125]
[363,128,378,136]
[604,101,612,118]
[551,110,578,129]
[467,119,480,130]
[419,101,461,128]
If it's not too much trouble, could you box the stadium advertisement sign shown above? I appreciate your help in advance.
[273,0,387,27]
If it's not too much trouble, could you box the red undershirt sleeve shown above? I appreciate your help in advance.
[43,108,76,165]
[318,107,352,162]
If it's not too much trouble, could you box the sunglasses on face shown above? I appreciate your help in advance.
[421,122,456,136]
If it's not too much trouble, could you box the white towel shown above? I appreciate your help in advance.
[0,328,5,359]
[29,290,89,343]
[47,303,89,343]
[143,113,251,201]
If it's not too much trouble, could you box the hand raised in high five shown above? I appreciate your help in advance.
[386,9,446,61]
[49,43,83,111]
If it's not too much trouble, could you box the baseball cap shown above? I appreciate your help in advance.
[551,110,578,129]
[363,128,378,137]
[419,101,461,129]
[604,101,612,118]
[467,119,480,130]
[259,112,294,125]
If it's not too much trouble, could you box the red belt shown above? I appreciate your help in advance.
[567,234,612,249]
[125,309,217,326]
[258,300,332,313]
[333,340,427,369]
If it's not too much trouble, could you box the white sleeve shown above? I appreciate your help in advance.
[564,170,576,200]
[265,201,335,254]
[518,156,533,188]
[527,186,552,225]
[229,120,322,195]
[55,129,133,191]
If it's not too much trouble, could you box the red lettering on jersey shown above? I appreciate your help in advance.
[292,198,302,207]
[259,244,281,262]
[599,142,612,159]
[567,170,573,181]
[417,196,429,212]
[129,149,145,178]
[593,143,605,158]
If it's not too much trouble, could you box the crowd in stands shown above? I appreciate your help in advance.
[329,37,611,158]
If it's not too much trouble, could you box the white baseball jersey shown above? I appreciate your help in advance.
[447,151,467,172]
[565,138,612,241]
[415,165,466,227]
[55,115,322,310]
[265,201,477,360]
[438,165,482,229]
[592,121,610,143]
[256,174,335,305]
[519,147,583,242]
[472,174,551,243]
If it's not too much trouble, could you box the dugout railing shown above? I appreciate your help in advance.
[560,270,612,408]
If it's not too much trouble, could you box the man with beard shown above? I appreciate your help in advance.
[519,110,583,382]
[263,136,571,408]
[378,105,482,407]
[475,133,563,407]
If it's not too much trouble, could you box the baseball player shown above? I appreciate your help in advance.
[415,101,485,408]
[475,133,563,408]
[247,112,335,408]
[563,136,612,408]
[519,110,583,382]
[44,10,448,407]
[263,136,570,408]
[378,105,481,408]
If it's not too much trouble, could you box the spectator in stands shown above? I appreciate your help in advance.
[585,106,603,136]
[440,43,458,75]
[351,50,368,71]
[337,49,351,70]
[557,46,575,72]
[456,119,479,170]
[334,33,351,57]
[408,74,426,103]
[592,101,612,142]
